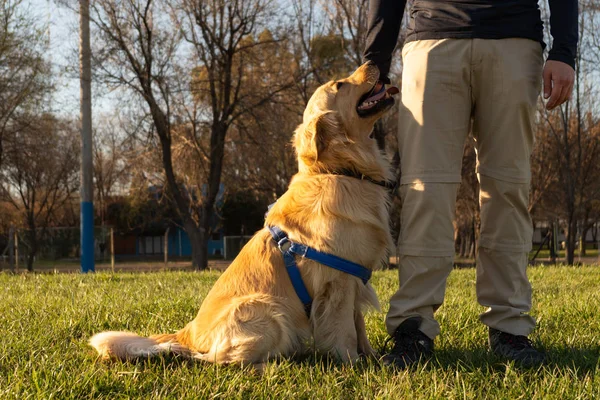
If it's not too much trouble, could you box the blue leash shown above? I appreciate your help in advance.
[268,225,372,318]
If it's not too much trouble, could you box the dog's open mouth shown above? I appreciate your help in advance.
[357,84,400,117]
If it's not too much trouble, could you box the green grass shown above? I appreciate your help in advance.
[1,266,599,399]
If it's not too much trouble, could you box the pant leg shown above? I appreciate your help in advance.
[471,38,544,336]
[387,39,472,339]
[388,184,459,339]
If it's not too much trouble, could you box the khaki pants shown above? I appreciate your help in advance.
[387,38,543,339]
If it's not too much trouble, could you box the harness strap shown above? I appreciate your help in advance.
[269,226,312,317]
[303,245,371,283]
[268,225,372,318]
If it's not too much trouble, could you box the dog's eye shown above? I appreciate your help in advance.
[335,81,345,90]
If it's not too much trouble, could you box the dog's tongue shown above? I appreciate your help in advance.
[363,86,399,103]
[357,86,400,111]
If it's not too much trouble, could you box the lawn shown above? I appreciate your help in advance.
[1,266,599,399]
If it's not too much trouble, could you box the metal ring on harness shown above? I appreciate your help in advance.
[277,237,292,253]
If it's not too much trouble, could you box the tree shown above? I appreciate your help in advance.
[534,1,600,264]
[93,116,131,226]
[537,108,600,263]
[86,0,208,266]
[88,0,297,269]
[0,115,79,270]
[0,0,49,168]
[172,0,296,268]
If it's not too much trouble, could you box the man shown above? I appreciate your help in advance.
[361,0,577,367]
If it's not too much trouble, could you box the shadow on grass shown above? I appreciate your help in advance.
[94,344,598,379]
[541,345,600,373]
[429,346,599,375]
[98,350,384,376]
[271,346,599,377]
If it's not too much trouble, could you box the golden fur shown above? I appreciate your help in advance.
[90,63,395,365]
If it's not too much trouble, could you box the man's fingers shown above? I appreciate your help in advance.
[547,80,574,109]
[546,82,563,109]
[543,68,553,99]
[557,86,569,107]
[560,83,572,105]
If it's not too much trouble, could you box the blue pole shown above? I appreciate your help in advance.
[80,0,94,273]
[81,202,94,272]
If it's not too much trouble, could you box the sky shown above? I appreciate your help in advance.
[26,0,600,120]
[27,0,112,119]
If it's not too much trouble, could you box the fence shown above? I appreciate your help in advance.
[0,226,235,272]
[0,226,112,271]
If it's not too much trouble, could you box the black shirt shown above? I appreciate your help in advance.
[363,0,579,83]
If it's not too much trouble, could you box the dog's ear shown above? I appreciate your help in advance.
[306,112,331,160]
[296,112,338,166]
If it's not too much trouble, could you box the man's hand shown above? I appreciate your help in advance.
[543,60,575,110]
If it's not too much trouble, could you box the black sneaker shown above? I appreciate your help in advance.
[489,328,546,367]
[382,317,434,368]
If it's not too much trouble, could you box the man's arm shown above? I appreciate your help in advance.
[544,0,578,109]
[547,0,578,69]
[362,0,407,84]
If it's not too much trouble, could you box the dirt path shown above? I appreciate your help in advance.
[2,260,231,274]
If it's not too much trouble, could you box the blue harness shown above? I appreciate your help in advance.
[268,225,372,318]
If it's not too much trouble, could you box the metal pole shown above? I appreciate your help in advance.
[553,219,560,264]
[164,228,169,268]
[15,230,19,272]
[8,226,14,273]
[178,229,182,256]
[110,228,115,273]
[79,0,94,273]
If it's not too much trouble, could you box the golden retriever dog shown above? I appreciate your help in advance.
[90,62,399,366]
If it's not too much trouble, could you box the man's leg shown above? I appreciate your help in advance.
[471,38,545,365]
[385,39,472,366]
[388,185,459,339]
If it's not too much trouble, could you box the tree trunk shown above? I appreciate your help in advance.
[26,228,36,272]
[200,208,212,270]
[148,101,208,270]
[459,234,468,258]
[454,225,461,256]
[549,224,556,263]
[26,253,34,271]
[185,218,205,270]
[193,122,227,270]
[6,226,15,273]
[580,222,592,257]
[565,218,577,265]
[468,216,477,259]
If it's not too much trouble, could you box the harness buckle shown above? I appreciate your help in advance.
[277,237,292,253]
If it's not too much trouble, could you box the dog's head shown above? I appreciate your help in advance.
[293,63,398,176]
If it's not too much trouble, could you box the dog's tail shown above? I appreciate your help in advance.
[89,331,190,360]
